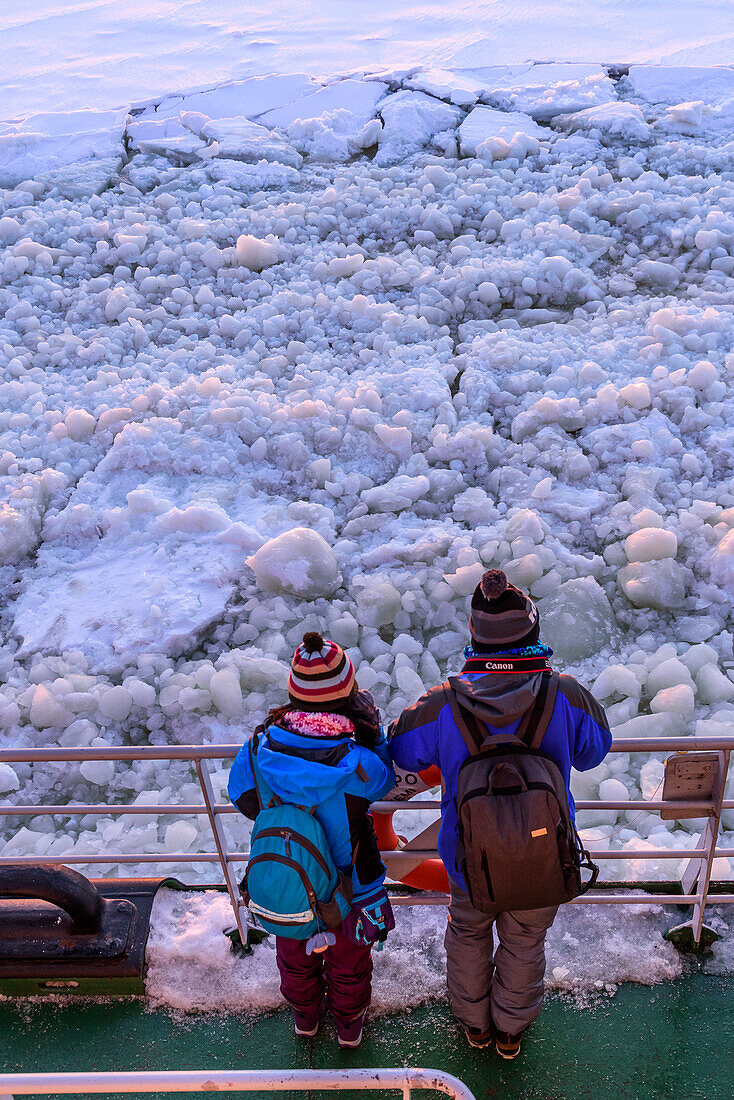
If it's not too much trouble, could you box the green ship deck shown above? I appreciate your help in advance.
[2,973,732,1100]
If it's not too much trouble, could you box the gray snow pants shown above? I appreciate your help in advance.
[445,886,558,1034]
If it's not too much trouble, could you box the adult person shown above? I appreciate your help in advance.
[229,632,395,1048]
[388,570,611,1059]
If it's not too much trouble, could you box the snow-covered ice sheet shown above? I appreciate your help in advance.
[6,4,734,121]
[145,887,708,1015]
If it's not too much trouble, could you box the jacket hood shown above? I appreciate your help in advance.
[447,672,545,728]
[252,727,358,807]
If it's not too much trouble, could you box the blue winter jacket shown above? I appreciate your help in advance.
[228,722,395,903]
[388,663,611,892]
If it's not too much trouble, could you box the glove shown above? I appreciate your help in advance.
[342,887,395,950]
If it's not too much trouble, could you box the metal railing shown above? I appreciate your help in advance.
[0,1067,476,1100]
[1,736,733,945]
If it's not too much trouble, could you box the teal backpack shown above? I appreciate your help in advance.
[241,732,353,940]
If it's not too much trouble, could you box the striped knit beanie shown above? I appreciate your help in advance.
[470,569,539,649]
[288,632,357,711]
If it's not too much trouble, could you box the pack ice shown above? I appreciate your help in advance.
[0,61,733,905]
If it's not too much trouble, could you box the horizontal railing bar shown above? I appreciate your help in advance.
[2,735,734,765]
[0,804,215,816]
[0,1068,477,1099]
[0,848,713,868]
[0,747,241,762]
[392,894,734,905]
[3,799,724,816]
[0,854,222,864]
[372,800,442,811]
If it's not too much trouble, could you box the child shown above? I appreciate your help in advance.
[228,632,395,1047]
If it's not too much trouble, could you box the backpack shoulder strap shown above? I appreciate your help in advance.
[444,685,484,754]
[446,672,559,754]
[519,671,559,750]
[248,731,281,810]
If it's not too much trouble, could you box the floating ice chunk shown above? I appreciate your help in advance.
[396,666,424,699]
[618,381,651,410]
[34,156,122,198]
[653,101,705,135]
[625,528,678,563]
[480,63,617,121]
[29,684,73,730]
[354,579,402,629]
[374,424,412,459]
[14,541,245,675]
[677,620,717,642]
[235,657,289,694]
[257,79,386,160]
[538,577,618,663]
[0,499,38,565]
[248,528,339,598]
[647,658,694,696]
[506,510,545,544]
[650,684,695,719]
[405,69,487,107]
[640,759,666,801]
[632,261,680,290]
[505,554,544,589]
[560,102,651,143]
[361,475,430,513]
[593,665,642,701]
[376,91,462,163]
[688,360,717,389]
[160,74,316,124]
[612,713,686,739]
[154,504,230,535]
[80,759,115,786]
[65,409,96,441]
[619,561,687,610]
[59,719,98,747]
[260,79,385,130]
[209,668,243,717]
[98,686,133,722]
[180,114,302,167]
[164,821,198,852]
[125,679,156,708]
[0,108,128,188]
[127,118,208,162]
[709,529,734,594]
[627,66,734,108]
[598,778,630,803]
[0,764,19,794]
[459,106,544,158]
[696,664,734,705]
[443,562,484,597]
[235,235,281,272]
[682,643,718,676]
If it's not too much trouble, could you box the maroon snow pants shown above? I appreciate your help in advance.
[276,928,373,1027]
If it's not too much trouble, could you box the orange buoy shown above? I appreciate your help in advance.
[372,765,449,893]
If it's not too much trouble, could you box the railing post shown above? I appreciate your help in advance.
[195,760,249,945]
[690,750,729,944]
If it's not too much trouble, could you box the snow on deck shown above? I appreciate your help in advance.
[145,887,734,1015]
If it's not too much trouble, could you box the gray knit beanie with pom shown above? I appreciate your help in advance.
[469,569,539,648]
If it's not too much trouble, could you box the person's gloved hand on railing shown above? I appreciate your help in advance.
[342,886,395,950]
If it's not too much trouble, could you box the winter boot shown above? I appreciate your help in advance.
[293,1003,323,1038]
[336,1012,366,1049]
[463,1026,493,1050]
[492,1021,525,1060]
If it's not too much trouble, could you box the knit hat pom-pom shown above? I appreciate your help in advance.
[480,569,508,601]
[301,631,325,654]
